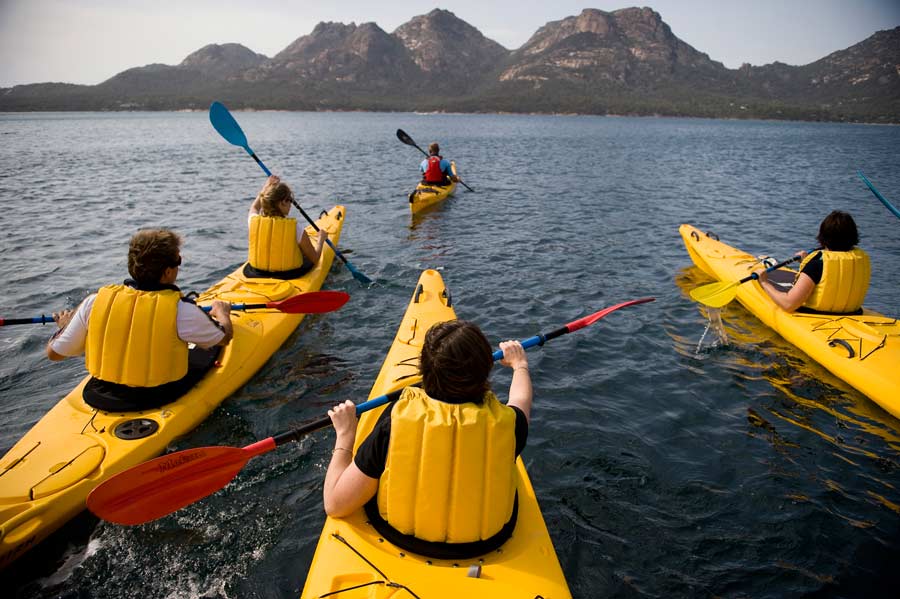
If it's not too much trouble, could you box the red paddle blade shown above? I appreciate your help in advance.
[566,297,655,333]
[268,291,350,314]
[87,446,255,525]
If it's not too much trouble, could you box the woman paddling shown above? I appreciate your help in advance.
[245,175,327,279]
[755,210,870,313]
[323,320,531,559]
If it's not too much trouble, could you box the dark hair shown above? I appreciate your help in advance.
[128,229,182,284]
[419,320,492,403]
[428,142,440,156]
[817,210,859,251]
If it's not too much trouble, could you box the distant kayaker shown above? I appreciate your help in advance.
[755,210,870,313]
[420,142,459,186]
[324,320,531,559]
[46,229,233,410]
[246,175,327,278]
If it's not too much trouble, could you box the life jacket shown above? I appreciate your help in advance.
[86,284,188,387]
[248,215,302,272]
[375,386,518,544]
[423,155,446,184]
[797,248,870,313]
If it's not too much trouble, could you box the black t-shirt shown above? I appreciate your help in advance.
[355,400,529,478]
[800,251,824,284]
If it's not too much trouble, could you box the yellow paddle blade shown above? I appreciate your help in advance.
[690,281,739,308]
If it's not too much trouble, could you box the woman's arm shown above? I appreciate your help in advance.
[499,340,532,423]
[323,400,378,517]
[756,270,816,312]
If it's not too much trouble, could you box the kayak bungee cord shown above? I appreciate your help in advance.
[317,533,422,599]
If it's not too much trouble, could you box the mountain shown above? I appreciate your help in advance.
[393,8,508,91]
[1,7,897,122]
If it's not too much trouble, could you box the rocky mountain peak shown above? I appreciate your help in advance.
[263,20,416,87]
[179,43,267,78]
[393,9,507,86]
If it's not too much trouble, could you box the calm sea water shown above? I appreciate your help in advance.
[1,111,899,598]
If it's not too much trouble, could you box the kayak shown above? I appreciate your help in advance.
[680,224,900,420]
[0,206,346,569]
[300,268,572,598]
[409,162,458,215]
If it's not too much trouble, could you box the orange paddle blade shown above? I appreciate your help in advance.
[270,291,349,314]
[87,445,260,525]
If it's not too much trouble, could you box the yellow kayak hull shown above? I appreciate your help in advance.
[0,206,346,569]
[300,269,571,599]
[680,224,900,420]
[409,162,458,215]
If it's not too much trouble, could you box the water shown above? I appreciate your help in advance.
[1,111,899,598]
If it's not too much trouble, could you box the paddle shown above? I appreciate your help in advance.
[0,292,350,327]
[86,296,655,525]
[690,253,814,308]
[209,102,373,285]
[858,170,900,220]
[396,128,475,193]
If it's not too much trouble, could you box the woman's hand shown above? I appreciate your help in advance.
[53,309,75,330]
[328,400,358,446]
[753,268,769,283]
[498,340,528,370]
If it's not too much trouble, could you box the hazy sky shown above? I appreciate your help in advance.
[1,0,898,87]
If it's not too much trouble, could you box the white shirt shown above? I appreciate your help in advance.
[50,293,226,357]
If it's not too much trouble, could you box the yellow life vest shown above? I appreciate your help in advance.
[797,248,870,313]
[248,215,302,272]
[376,386,518,544]
[86,285,188,387]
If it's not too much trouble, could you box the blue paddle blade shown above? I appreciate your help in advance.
[209,102,248,149]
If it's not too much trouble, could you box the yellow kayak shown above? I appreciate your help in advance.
[0,206,346,569]
[409,162,458,215]
[680,224,900,420]
[300,268,571,599]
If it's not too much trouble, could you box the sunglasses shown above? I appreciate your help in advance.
[171,255,182,267]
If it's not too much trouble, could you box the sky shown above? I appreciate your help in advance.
[1,0,898,87]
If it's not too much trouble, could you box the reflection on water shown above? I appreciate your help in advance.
[695,306,729,354]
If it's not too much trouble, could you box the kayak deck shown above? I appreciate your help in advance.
[300,269,571,599]
[680,224,900,420]
[0,206,346,569]
[409,162,458,215]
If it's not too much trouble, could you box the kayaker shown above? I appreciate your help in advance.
[324,320,531,559]
[755,210,870,313]
[420,142,459,186]
[46,229,233,410]
[246,175,327,278]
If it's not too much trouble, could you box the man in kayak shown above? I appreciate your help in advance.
[323,321,531,559]
[46,229,233,410]
[246,175,328,278]
[420,142,459,186]
[755,210,870,313]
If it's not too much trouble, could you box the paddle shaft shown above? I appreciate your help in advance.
[858,170,900,219]
[738,253,807,284]
[0,315,56,326]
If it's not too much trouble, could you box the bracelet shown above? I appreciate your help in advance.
[332,447,352,455]
[513,366,529,373]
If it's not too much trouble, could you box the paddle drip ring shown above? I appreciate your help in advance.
[114,418,159,440]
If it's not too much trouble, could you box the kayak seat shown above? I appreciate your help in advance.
[242,259,313,281]
[82,345,221,412]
